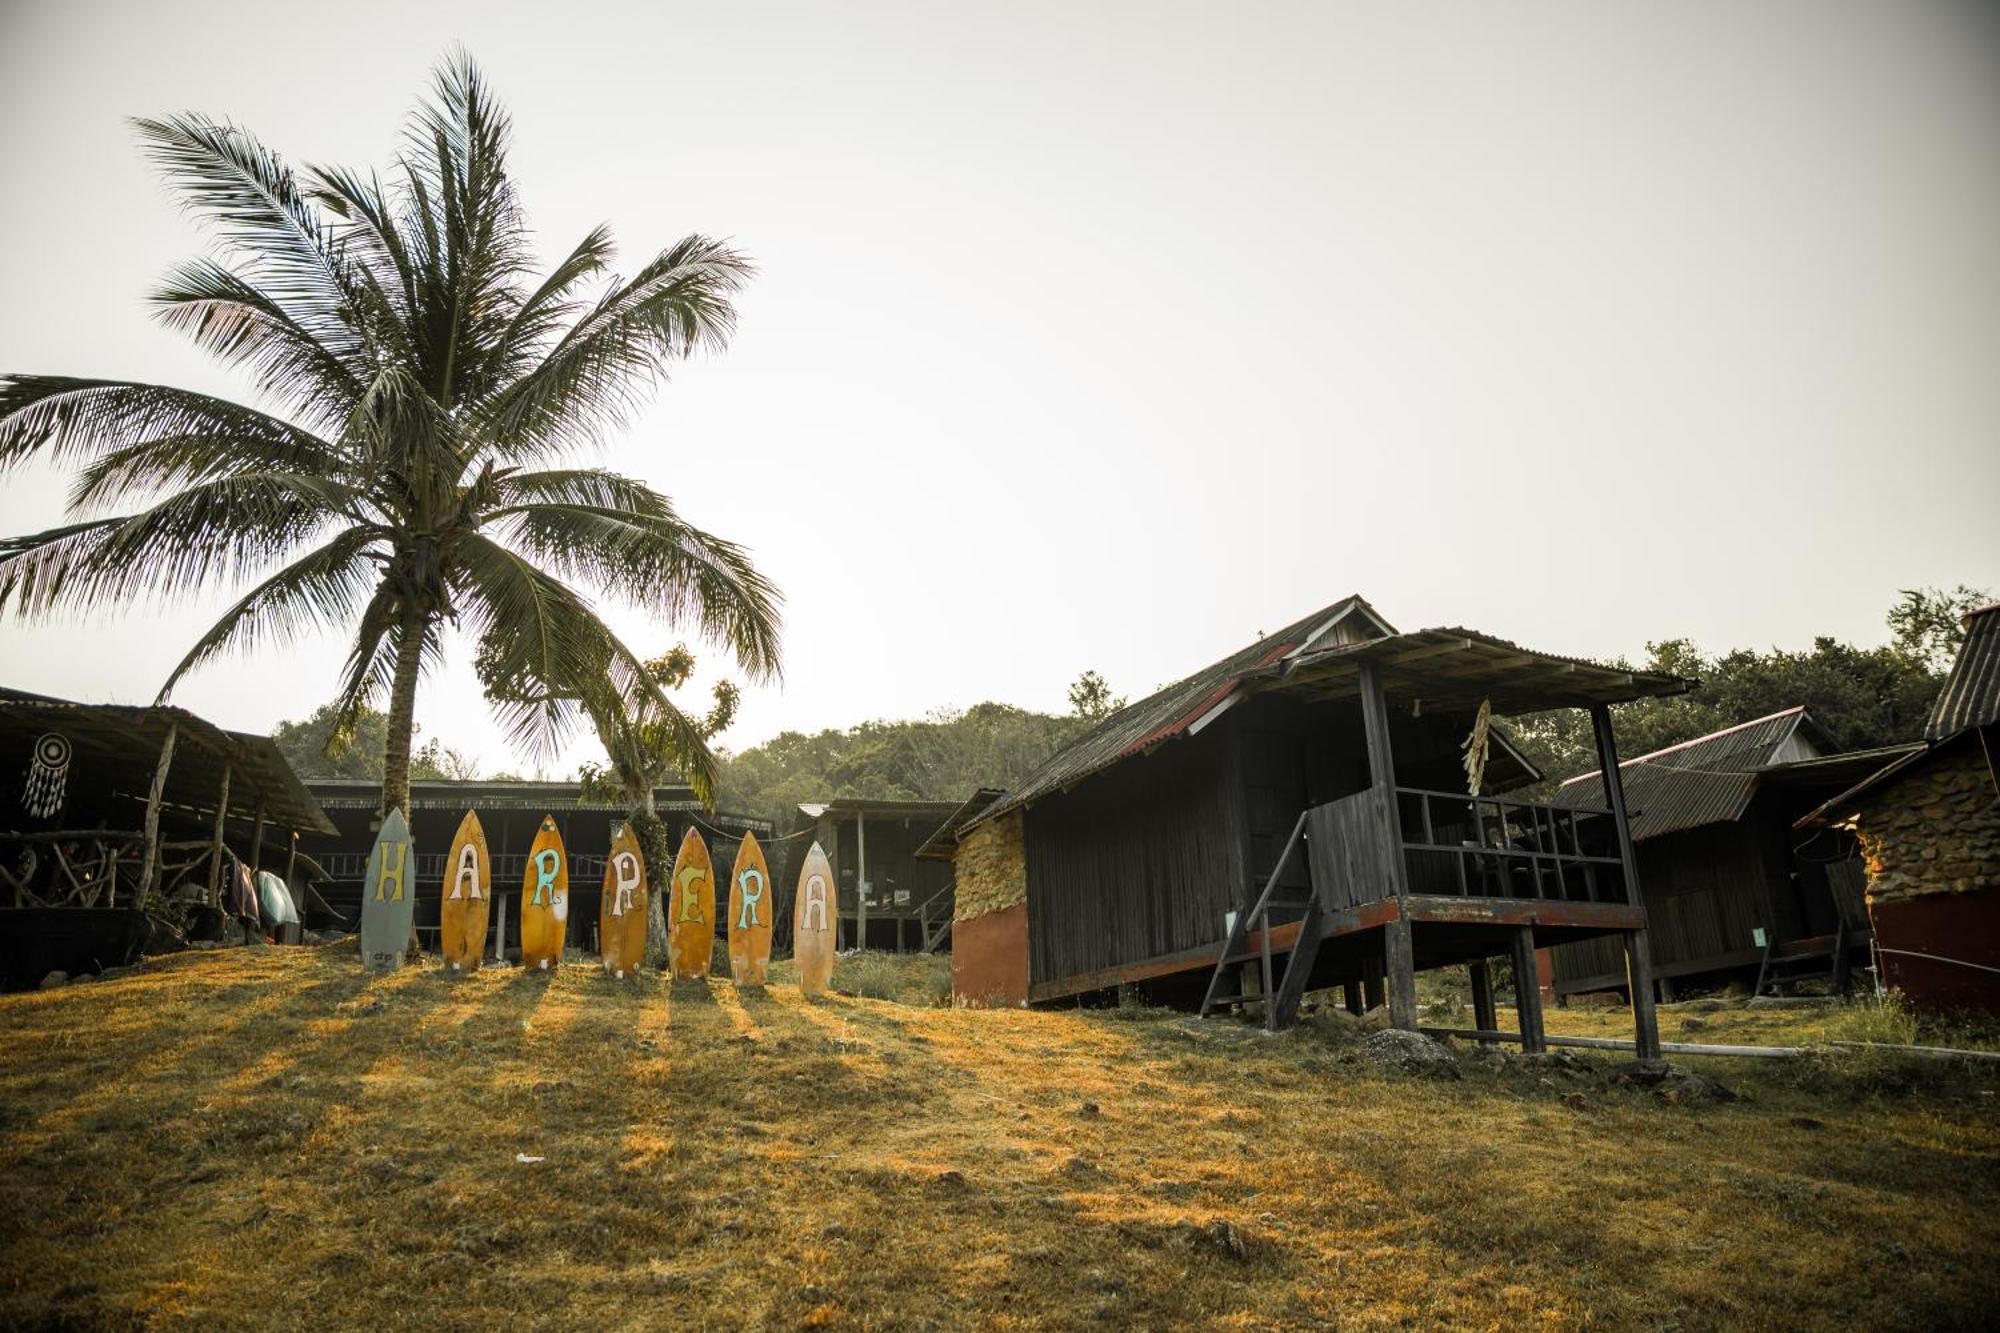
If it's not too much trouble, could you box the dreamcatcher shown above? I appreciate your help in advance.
[23,732,71,819]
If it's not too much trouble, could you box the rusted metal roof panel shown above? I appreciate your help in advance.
[1558,707,1811,841]
[1927,604,2000,739]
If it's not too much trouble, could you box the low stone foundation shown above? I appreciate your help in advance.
[952,901,1028,1007]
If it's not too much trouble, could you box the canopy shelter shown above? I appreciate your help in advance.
[0,686,333,915]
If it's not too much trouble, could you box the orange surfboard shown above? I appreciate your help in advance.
[793,840,836,997]
[520,815,569,971]
[727,831,774,986]
[600,822,649,979]
[440,810,492,972]
[667,827,714,980]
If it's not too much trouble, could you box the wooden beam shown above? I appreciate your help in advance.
[1625,930,1663,1061]
[1356,658,1409,902]
[1590,704,1645,908]
[1469,959,1497,1045]
[1385,638,1474,665]
[1385,914,1418,1031]
[1511,925,1547,1053]
[135,721,177,908]
[206,760,232,908]
[249,801,266,873]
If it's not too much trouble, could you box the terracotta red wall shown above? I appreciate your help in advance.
[1871,885,2000,1015]
[952,902,1028,1007]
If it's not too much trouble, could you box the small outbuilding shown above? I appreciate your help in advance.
[0,686,335,986]
[931,596,1691,1057]
[1546,707,1917,999]
[1800,603,2000,1014]
[792,798,964,952]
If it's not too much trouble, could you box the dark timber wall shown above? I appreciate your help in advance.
[1023,695,1494,994]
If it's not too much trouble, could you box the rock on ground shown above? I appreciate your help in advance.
[1360,1029,1460,1078]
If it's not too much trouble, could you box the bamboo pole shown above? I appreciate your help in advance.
[206,761,232,908]
[135,722,178,907]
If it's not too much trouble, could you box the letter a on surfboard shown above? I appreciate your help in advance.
[600,822,648,979]
[728,830,773,986]
[360,808,415,971]
[793,840,835,997]
[441,810,491,972]
[668,827,714,980]
[520,816,568,970]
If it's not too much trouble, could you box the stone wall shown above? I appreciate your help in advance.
[1853,742,2000,906]
[953,810,1026,921]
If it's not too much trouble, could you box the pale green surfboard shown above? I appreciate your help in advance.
[359,808,416,970]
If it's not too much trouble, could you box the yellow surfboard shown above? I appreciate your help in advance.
[440,810,491,972]
[600,822,649,979]
[793,840,836,997]
[520,815,569,971]
[668,827,714,980]
[727,831,774,986]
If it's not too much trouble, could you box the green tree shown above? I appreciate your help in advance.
[0,56,780,818]
[270,702,451,782]
[1067,669,1125,721]
[1506,585,1986,788]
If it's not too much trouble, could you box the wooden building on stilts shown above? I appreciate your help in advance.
[933,597,1691,1058]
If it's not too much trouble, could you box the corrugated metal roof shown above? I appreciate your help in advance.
[915,787,1009,861]
[961,596,1393,829]
[1557,707,1811,840]
[960,600,1691,834]
[1926,603,2000,739]
[0,686,335,835]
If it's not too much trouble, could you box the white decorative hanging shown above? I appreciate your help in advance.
[24,731,72,819]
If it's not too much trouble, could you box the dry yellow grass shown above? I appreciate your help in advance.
[2,946,1996,1330]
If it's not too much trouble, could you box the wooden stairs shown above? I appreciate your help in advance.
[1199,812,1323,1032]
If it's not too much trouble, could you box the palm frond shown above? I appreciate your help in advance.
[157,527,385,699]
[491,493,782,682]
[150,259,365,425]
[477,235,753,462]
[0,376,343,475]
[0,472,360,616]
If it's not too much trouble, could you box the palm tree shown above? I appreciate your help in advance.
[0,55,781,815]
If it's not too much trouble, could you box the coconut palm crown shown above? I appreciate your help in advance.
[0,56,781,812]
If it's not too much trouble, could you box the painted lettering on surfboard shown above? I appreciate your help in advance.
[440,809,491,972]
[359,807,416,971]
[600,822,649,979]
[793,840,836,996]
[520,816,569,970]
[728,830,773,986]
[667,827,713,980]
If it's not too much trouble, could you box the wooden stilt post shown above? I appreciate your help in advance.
[1592,703,1661,1062]
[1511,925,1546,1053]
[1469,959,1497,1045]
[1343,980,1364,1015]
[1625,930,1663,1061]
[136,722,178,908]
[1363,960,1385,1011]
[206,761,232,908]
[1384,913,1418,1031]
[855,811,868,953]
[249,802,266,873]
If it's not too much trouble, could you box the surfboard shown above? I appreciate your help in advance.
[440,810,491,972]
[359,808,415,971]
[727,830,774,986]
[667,827,714,980]
[792,839,836,997]
[600,822,649,979]
[520,815,569,971]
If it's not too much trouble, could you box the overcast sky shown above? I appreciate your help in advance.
[1,0,1996,776]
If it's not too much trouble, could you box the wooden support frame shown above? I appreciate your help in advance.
[1511,925,1547,1053]
[1356,658,1409,902]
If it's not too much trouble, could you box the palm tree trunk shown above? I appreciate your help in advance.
[380,602,429,818]
[630,786,673,970]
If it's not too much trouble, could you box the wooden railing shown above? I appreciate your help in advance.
[1307,787,1629,910]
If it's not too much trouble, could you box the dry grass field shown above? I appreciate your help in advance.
[2,944,1996,1330]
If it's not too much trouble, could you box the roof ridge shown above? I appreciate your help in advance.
[1559,706,1807,784]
